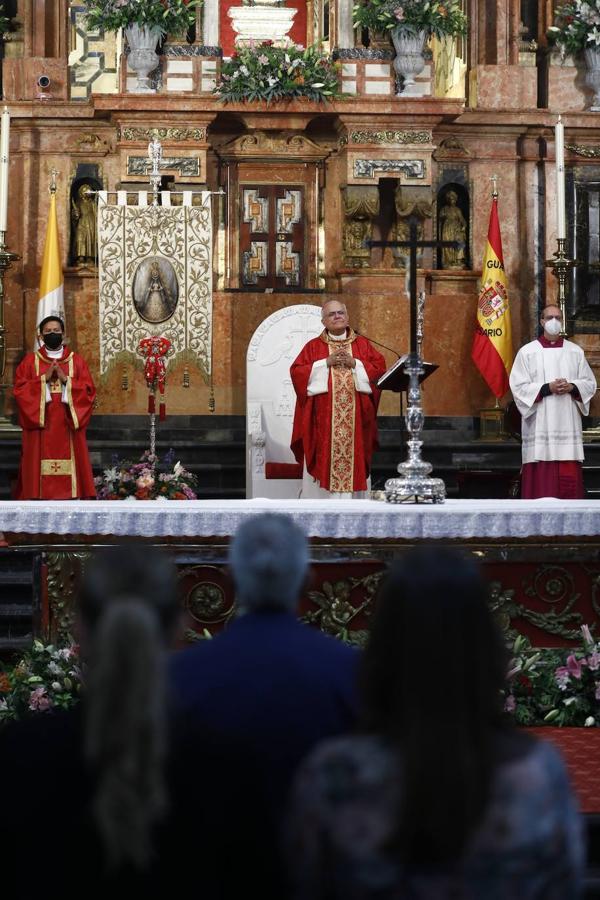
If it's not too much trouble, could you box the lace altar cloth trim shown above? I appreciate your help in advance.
[0,499,598,539]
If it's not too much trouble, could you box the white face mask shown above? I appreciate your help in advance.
[544,318,562,336]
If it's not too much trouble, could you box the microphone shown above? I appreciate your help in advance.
[354,330,402,359]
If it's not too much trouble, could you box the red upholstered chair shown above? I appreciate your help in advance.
[246,304,323,498]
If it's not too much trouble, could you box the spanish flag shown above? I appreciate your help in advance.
[471,194,513,397]
[35,188,65,341]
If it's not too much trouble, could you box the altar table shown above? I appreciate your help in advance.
[1,498,599,648]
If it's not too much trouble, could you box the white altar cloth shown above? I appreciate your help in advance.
[0,498,599,540]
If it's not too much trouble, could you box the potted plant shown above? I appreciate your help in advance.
[83,0,201,92]
[353,0,467,89]
[217,40,341,104]
[548,1,600,109]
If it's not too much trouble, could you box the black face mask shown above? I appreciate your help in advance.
[43,332,63,351]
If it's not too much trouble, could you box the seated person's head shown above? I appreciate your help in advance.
[362,546,506,735]
[229,513,309,614]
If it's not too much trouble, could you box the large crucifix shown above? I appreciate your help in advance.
[367,217,459,356]
[366,218,459,504]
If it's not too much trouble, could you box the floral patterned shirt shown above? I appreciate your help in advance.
[287,734,584,900]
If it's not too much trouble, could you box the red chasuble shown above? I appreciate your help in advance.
[13,347,96,500]
[290,330,386,492]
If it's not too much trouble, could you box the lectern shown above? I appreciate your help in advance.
[377,355,438,393]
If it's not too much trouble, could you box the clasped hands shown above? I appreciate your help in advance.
[549,377,574,395]
[47,362,68,385]
[327,349,356,370]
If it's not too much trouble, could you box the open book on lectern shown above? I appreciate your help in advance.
[376,355,439,393]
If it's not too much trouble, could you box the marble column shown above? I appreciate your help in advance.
[202,0,220,48]
[337,0,355,50]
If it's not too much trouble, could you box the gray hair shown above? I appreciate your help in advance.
[229,513,309,613]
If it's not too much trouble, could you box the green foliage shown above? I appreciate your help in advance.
[83,0,201,37]
[352,0,467,37]
[504,627,600,728]
[0,639,82,725]
[548,1,600,55]
[0,3,11,34]
[217,41,341,104]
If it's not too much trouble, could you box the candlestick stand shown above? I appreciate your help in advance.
[0,229,20,431]
[545,238,574,336]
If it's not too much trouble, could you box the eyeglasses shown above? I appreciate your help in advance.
[323,310,346,318]
[542,315,561,321]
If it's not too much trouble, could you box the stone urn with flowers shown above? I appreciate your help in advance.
[548,0,600,110]
[352,0,467,94]
[83,0,201,92]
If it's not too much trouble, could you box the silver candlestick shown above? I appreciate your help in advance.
[385,352,446,503]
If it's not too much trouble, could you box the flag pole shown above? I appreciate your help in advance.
[472,176,513,441]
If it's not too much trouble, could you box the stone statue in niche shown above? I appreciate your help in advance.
[133,256,179,324]
[342,185,380,268]
[438,188,467,269]
[392,186,432,269]
[71,182,97,266]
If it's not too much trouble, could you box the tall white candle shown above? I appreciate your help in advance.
[555,114,566,241]
[0,107,10,233]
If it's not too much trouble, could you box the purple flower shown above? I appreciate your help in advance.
[567,654,586,679]
[182,484,197,499]
[556,666,570,690]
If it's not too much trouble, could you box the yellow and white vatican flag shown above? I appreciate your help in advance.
[35,188,65,342]
[471,190,513,397]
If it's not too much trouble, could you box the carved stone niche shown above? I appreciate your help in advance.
[392,186,433,269]
[342,186,380,269]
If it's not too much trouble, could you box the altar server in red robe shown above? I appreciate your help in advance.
[290,300,386,498]
[13,316,96,499]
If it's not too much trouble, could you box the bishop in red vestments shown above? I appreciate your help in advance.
[13,316,96,500]
[290,301,386,497]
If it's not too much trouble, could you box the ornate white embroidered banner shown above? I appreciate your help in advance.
[97,193,212,379]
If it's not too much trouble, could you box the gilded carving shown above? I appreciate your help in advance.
[45,551,91,642]
[350,130,432,145]
[342,186,380,269]
[303,572,383,646]
[119,126,207,142]
[565,143,600,158]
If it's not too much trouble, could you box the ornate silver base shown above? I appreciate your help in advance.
[385,474,446,504]
[384,350,446,504]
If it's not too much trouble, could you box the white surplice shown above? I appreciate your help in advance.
[509,338,597,464]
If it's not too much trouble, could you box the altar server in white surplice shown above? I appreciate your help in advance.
[509,304,596,499]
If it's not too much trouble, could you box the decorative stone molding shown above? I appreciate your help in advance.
[218,131,330,163]
[126,154,203,180]
[350,129,432,145]
[566,144,600,158]
[163,44,223,57]
[228,5,296,46]
[333,48,394,60]
[118,126,207,143]
[352,158,425,180]
[432,135,471,160]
